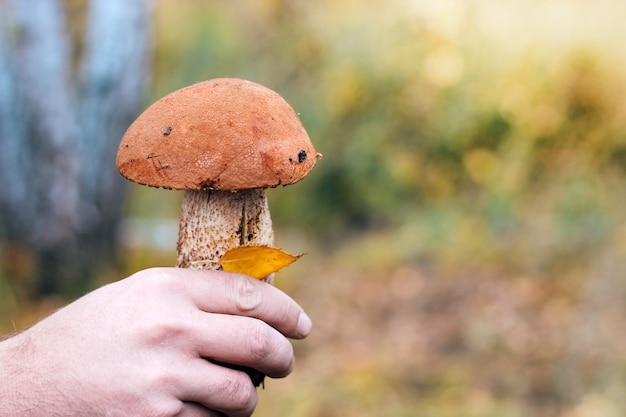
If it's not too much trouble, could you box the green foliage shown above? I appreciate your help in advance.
[155,1,626,249]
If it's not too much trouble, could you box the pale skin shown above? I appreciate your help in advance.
[0,268,312,417]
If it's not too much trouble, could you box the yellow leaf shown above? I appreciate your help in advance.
[219,246,302,280]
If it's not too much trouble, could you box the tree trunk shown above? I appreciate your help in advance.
[0,0,153,296]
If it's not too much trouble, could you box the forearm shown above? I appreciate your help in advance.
[0,332,40,416]
[0,328,70,417]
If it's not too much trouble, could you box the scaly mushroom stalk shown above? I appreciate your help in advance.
[176,189,275,283]
[176,188,275,386]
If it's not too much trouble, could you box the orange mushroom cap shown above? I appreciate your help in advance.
[116,78,319,191]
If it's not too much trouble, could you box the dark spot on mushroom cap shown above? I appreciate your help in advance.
[163,126,172,136]
[298,150,307,163]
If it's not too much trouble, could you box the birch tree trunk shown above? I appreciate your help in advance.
[0,0,153,295]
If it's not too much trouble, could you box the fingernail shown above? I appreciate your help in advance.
[296,311,312,338]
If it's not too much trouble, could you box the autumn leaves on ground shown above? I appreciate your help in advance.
[257,232,626,417]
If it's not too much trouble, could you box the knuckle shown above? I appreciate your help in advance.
[134,310,189,346]
[147,318,185,344]
[277,303,301,335]
[229,275,263,312]
[122,275,192,347]
[246,322,273,362]
[133,400,184,417]
[129,268,182,297]
[244,323,295,377]
[137,370,186,416]
[218,373,257,414]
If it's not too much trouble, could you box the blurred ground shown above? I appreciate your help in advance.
[3,0,626,415]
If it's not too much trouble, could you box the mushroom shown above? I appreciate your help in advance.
[116,78,319,387]
[116,78,320,284]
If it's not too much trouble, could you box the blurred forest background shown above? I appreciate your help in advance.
[2,0,626,416]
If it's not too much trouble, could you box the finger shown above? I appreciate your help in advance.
[175,359,258,417]
[173,268,312,339]
[177,402,226,417]
[191,312,295,378]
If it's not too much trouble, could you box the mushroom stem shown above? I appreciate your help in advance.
[175,188,275,386]
[176,188,275,283]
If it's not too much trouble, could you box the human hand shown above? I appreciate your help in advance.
[0,268,311,417]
